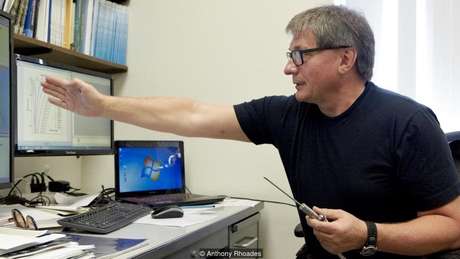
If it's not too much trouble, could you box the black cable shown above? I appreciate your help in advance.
[6,177,24,197]
[39,173,45,186]
[2,170,80,206]
[65,187,82,194]
[89,185,115,208]
[1,172,44,206]
[7,172,41,197]
[30,193,51,206]
[228,195,297,208]
[2,171,53,206]
[42,172,55,182]
[182,186,291,207]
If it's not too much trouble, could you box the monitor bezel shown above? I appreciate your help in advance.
[114,140,186,197]
[0,11,13,188]
[14,55,114,157]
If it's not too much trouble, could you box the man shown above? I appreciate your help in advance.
[42,5,460,259]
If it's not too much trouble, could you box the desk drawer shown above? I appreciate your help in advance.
[165,228,228,259]
[229,213,260,250]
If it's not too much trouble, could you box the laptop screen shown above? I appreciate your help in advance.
[115,141,185,194]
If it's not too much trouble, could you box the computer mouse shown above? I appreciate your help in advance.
[151,205,184,219]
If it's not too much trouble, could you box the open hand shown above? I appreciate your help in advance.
[41,76,106,117]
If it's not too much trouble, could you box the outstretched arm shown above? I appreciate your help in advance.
[41,76,249,141]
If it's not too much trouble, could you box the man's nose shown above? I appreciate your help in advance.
[284,60,298,75]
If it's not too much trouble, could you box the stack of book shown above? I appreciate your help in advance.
[2,0,128,65]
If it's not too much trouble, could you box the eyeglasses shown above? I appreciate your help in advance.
[286,46,351,66]
[11,209,38,230]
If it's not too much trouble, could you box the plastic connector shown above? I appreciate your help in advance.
[48,180,70,192]
[30,182,47,193]
[30,175,47,193]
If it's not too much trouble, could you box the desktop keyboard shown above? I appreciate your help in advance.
[57,201,151,234]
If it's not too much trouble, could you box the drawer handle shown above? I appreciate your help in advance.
[234,236,258,248]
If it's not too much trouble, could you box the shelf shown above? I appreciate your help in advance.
[13,34,128,74]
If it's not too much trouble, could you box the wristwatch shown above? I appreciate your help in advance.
[360,221,378,256]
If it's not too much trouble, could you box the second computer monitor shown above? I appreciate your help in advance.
[0,11,13,188]
[15,56,113,156]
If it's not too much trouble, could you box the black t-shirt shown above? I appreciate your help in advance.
[234,82,460,258]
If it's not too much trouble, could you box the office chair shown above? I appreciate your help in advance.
[294,132,460,258]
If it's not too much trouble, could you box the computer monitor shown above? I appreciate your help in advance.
[15,55,114,156]
[0,11,13,188]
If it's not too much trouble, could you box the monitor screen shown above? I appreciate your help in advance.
[15,56,113,156]
[0,11,13,188]
[117,146,184,193]
[115,141,185,195]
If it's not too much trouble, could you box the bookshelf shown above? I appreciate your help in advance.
[14,34,128,74]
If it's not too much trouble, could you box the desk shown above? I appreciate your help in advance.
[79,202,264,258]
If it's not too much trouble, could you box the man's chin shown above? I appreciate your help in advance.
[294,92,311,103]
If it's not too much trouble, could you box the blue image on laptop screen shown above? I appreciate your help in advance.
[118,146,183,193]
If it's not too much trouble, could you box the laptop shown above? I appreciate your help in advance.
[114,140,225,208]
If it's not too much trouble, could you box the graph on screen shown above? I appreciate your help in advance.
[17,62,72,145]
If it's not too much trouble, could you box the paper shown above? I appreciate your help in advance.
[0,239,94,259]
[66,234,146,259]
[0,233,66,254]
[36,205,85,213]
[214,198,259,208]
[0,228,47,237]
[38,193,99,213]
[134,208,217,227]
[15,242,94,259]
[54,193,98,207]
[3,242,76,259]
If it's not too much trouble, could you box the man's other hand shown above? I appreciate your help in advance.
[306,206,368,255]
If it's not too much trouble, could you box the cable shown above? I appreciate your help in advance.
[30,193,51,206]
[7,172,42,197]
[67,187,81,192]
[89,185,115,208]
[42,172,55,182]
[182,186,292,207]
[228,195,297,208]
[2,170,82,206]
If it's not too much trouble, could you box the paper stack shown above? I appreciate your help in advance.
[0,228,94,259]
[37,193,99,214]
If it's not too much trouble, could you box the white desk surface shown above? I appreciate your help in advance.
[65,202,264,258]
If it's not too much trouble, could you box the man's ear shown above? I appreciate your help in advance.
[338,48,358,75]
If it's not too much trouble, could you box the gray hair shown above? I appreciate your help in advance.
[286,5,374,81]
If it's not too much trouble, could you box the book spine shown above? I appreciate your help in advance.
[31,0,40,38]
[23,0,34,37]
